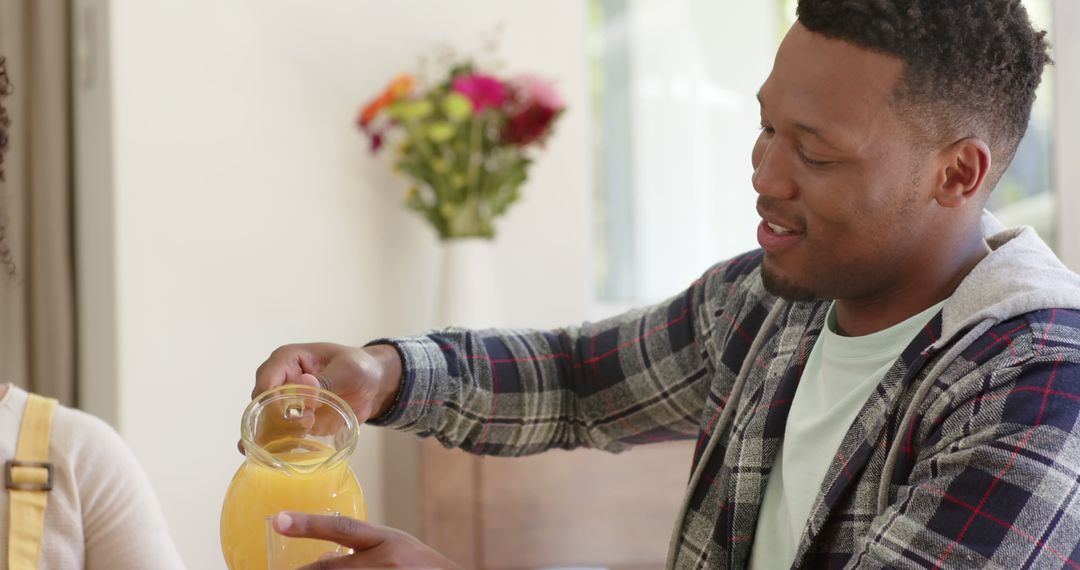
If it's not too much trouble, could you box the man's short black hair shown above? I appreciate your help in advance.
[797,0,1051,187]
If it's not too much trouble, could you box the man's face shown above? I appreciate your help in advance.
[752,23,941,302]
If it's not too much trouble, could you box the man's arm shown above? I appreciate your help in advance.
[254,252,769,456]
[851,357,1080,569]
[369,280,715,455]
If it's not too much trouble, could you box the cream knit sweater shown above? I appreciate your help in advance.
[0,384,185,569]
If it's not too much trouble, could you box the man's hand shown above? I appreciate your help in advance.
[273,512,462,570]
[254,343,403,423]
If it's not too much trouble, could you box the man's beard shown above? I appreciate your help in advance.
[760,263,821,302]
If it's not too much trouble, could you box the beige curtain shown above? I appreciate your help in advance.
[0,0,75,405]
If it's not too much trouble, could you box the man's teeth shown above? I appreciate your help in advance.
[768,222,793,235]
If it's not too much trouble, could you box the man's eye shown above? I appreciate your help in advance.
[798,146,832,167]
[759,125,775,135]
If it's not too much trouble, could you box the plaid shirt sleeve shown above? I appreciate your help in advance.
[366,268,731,456]
[851,350,1080,568]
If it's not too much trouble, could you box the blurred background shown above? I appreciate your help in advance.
[0,1,1076,568]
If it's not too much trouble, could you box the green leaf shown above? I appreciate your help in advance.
[386,99,435,121]
[430,157,451,174]
[427,122,457,143]
[441,93,473,121]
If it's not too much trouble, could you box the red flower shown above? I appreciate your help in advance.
[369,131,384,152]
[504,75,564,146]
[451,74,507,112]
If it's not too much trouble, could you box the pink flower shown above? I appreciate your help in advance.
[504,75,564,146]
[512,74,564,110]
[451,74,507,112]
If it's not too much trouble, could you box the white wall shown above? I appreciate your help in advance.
[73,2,589,568]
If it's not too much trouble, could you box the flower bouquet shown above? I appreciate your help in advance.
[357,57,564,240]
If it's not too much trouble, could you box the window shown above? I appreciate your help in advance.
[989,0,1055,248]
[591,0,781,304]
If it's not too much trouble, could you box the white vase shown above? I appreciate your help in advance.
[435,237,503,329]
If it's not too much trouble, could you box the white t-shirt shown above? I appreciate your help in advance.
[0,384,185,569]
[749,301,944,569]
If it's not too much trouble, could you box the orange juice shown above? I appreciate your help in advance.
[220,439,367,569]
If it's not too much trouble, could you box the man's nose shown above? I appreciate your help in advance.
[751,141,798,200]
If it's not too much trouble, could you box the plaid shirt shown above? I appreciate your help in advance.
[376,232,1080,569]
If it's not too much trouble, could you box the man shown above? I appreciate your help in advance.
[256,1,1080,568]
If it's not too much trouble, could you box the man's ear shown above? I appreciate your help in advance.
[935,137,992,208]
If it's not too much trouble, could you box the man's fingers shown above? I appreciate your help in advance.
[297,373,325,390]
[274,512,386,550]
[252,356,321,401]
[254,345,318,398]
[254,349,292,396]
[295,554,360,570]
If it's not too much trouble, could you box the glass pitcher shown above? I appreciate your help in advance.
[220,384,367,569]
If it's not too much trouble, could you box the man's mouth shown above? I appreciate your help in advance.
[766,222,795,235]
[757,218,804,252]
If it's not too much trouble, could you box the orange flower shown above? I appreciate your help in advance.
[358,74,415,128]
[387,74,414,99]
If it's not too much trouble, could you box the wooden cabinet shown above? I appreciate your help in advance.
[386,434,694,569]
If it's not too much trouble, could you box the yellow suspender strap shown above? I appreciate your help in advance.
[6,393,57,570]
